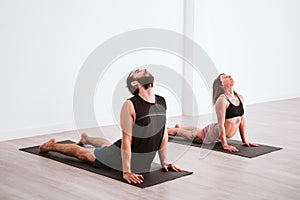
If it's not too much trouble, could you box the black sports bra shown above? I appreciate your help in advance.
[225,95,244,119]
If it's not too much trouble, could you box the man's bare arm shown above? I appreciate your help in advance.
[120,100,144,184]
[158,127,181,172]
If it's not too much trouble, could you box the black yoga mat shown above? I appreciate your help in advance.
[19,140,192,188]
[168,136,282,158]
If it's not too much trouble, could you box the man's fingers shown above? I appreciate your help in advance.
[233,147,239,152]
[172,167,179,172]
[243,142,258,147]
[170,165,181,172]
[163,164,181,172]
[137,174,144,179]
[132,174,143,183]
[230,147,239,152]
[131,177,138,184]
[174,166,182,172]
[126,179,131,184]
[135,174,144,182]
[163,166,169,172]
[132,177,142,183]
[129,177,138,184]
[225,145,239,152]
[124,173,144,184]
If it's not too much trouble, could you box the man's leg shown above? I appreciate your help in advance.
[39,138,95,163]
[77,132,111,147]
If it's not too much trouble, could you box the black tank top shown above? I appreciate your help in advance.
[225,95,244,119]
[130,95,166,152]
[114,94,166,172]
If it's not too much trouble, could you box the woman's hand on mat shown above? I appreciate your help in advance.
[163,163,182,172]
[243,141,258,147]
[123,172,144,184]
[223,144,239,152]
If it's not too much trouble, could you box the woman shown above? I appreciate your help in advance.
[168,73,258,152]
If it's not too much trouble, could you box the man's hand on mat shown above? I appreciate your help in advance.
[243,141,259,147]
[223,144,239,152]
[123,172,144,184]
[163,163,182,172]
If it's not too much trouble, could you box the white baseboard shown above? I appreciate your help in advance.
[0,123,76,142]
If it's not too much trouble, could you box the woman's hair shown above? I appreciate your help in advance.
[212,73,237,104]
[212,73,225,104]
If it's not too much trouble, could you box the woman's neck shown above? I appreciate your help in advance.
[224,87,235,98]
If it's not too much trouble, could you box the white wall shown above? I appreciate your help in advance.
[0,0,184,140]
[194,0,300,107]
[1,0,300,141]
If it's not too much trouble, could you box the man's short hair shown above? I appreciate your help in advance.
[127,72,139,95]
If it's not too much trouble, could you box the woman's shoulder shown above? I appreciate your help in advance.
[216,94,229,105]
[217,94,228,101]
[236,93,244,102]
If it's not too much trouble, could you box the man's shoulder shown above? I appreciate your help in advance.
[127,95,139,103]
[155,95,166,107]
[155,94,165,100]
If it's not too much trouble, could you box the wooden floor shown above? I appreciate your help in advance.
[1,98,300,200]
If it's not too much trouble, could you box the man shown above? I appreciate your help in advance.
[39,68,181,184]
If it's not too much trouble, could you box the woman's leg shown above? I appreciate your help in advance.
[169,124,198,130]
[39,138,95,163]
[176,124,199,131]
[168,127,205,143]
[168,124,198,136]
[77,132,111,147]
[201,123,220,144]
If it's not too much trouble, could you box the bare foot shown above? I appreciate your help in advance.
[167,124,180,136]
[39,138,56,152]
[167,128,178,136]
[77,132,88,145]
[174,124,180,128]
